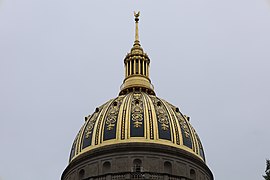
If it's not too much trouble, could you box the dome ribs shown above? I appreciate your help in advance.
[69,93,206,163]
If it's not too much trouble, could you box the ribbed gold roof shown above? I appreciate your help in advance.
[69,92,205,163]
[69,12,206,164]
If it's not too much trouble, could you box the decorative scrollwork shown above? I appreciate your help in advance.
[106,98,123,131]
[131,93,144,128]
[85,113,98,138]
[173,108,190,138]
[84,105,104,139]
[152,98,169,131]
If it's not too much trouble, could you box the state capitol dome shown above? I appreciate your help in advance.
[69,91,206,163]
[62,12,213,180]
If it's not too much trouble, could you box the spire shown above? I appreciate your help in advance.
[119,12,155,95]
[131,11,143,54]
[134,11,140,45]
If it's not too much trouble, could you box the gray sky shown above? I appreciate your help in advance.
[1,0,270,180]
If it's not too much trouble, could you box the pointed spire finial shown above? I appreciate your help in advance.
[134,11,140,45]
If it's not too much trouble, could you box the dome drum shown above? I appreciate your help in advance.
[63,143,213,180]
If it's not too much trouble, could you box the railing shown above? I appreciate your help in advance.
[84,172,190,180]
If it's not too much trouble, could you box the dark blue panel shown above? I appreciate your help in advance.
[196,134,205,161]
[82,112,100,149]
[200,148,205,161]
[174,110,193,149]
[181,128,192,149]
[82,127,92,149]
[103,120,117,140]
[158,121,171,140]
[130,113,144,137]
[69,140,76,161]
[69,135,78,161]
[151,98,171,141]
[130,93,145,137]
[103,99,122,141]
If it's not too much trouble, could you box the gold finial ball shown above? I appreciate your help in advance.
[134,11,140,22]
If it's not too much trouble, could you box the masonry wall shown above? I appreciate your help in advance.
[62,143,213,180]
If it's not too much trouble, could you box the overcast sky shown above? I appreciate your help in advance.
[1,1,270,180]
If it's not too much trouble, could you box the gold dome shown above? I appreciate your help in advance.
[69,92,206,163]
[69,12,206,164]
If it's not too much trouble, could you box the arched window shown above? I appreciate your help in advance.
[164,161,172,174]
[78,169,85,180]
[133,159,142,172]
[102,161,111,174]
[190,169,196,180]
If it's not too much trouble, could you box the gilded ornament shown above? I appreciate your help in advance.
[152,98,169,131]
[105,98,123,131]
[106,115,117,130]
[84,105,104,139]
[85,113,98,139]
[158,115,169,131]
[173,108,190,138]
[134,11,140,18]
[131,93,144,128]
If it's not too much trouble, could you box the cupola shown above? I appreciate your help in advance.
[120,12,155,95]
